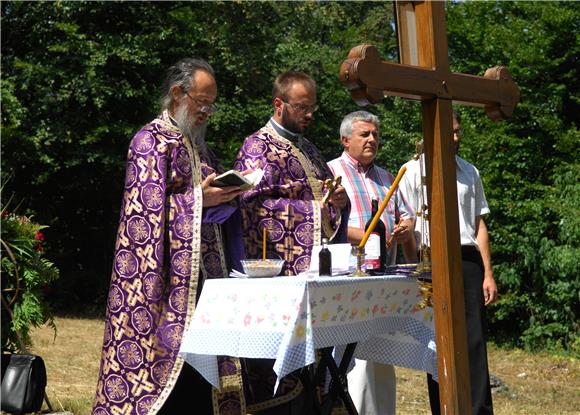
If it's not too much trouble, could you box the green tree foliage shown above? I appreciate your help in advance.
[1,0,403,311]
[1,1,578,351]
[447,1,579,352]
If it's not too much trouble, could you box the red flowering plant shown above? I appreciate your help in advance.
[1,184,59,352]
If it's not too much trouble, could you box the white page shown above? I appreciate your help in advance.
[245,168,264,186]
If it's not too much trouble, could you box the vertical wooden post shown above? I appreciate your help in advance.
[414,2,472,413]
[395,1,418,66]
[413,2,471,413]
[422,98,472,414]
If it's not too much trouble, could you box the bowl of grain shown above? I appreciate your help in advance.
[241,259,285,278]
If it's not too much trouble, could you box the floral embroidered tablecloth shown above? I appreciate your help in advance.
[179,275,437,389]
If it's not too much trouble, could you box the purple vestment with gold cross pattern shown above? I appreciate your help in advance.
[233,120,348,412]
[234,121,348,276]
[92,111,245,415]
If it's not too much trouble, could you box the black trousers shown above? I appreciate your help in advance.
[427,245,494,415]
[158,361,213,415]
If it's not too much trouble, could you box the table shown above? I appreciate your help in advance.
[179,274,437,393]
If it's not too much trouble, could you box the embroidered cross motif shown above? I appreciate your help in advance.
[276,204,302,230]
[103,346,121,374]
[148,212,163,239]
[276,235,304,262]
[136,244,157,273]
[123,188,143,216]
[137,156,159,182]
[110,401,133,415]
[122,279,144,307]
[127,369,155,395]
[111,312,135,341]
[116,223,130,249]
[266,147,289,169]
[140,335,167,361]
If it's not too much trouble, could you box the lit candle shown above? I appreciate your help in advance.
[262,227,267,261]
[359,166,407,249]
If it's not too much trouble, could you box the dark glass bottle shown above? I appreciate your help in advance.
[319,238,332,276]
[364,199,387,274]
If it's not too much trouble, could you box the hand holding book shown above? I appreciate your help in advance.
[210,168,264,190]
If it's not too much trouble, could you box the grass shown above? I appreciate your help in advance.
[29,317,103,414]
[28,317,579,415]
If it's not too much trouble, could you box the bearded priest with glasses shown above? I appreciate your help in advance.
[92,58,247,415]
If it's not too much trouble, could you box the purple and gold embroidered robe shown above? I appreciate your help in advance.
[92,111,244,415]
[233,121,348,411]
[234,121,348,276]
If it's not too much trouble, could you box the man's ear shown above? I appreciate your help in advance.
[171,85,183,102]
[341,135,350,150]
[273,97,283,116]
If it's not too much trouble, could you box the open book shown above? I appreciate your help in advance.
[210,168,264,190]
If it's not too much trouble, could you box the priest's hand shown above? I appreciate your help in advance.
[327,185,349,210]
[202,173,244,207]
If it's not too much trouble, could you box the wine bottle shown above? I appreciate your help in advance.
[364,199,387,274]
[319,238,332,276]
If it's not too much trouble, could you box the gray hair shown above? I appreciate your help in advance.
[339,110,380,138]
[160,58,215,111]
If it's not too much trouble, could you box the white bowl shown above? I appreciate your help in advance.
[241,259,285,278]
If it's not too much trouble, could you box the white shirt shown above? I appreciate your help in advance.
[399,154,490,248]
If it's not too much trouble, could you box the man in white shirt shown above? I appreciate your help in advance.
[399,112,498,415]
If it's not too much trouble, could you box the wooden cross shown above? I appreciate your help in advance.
[339,1,519,414]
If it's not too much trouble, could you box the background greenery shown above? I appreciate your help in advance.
[1,1,578,353]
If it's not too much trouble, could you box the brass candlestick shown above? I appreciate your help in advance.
[353,166,407,278]
[416,278,433,309]
[415,245,433,309]
[410,140,434,310]
[351,246,367,277]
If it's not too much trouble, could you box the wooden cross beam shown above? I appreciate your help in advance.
[339,1,519,414]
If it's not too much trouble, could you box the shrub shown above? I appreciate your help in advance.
[1,198,59,352]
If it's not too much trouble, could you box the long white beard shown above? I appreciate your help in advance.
[174,104,207,149]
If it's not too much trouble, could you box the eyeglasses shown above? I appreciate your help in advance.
[184,91,217,115]
[282,100,319,114]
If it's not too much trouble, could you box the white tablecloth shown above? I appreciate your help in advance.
[179,274,437,389]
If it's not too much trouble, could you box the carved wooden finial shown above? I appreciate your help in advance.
[483,66,520,121]
[339,44,383,105]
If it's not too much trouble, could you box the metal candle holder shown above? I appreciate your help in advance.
[413,138,434,309]
[351,246,367,277]
[352,166,407,277]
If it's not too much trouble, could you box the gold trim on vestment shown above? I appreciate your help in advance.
[215,223,229,278]
[212,358,247,414]
[149,111,204,415]
[245,381,304,413]
[320,201,341,241]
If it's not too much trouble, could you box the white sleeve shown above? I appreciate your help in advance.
[473,166,490,216]
[399,161,420,214]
